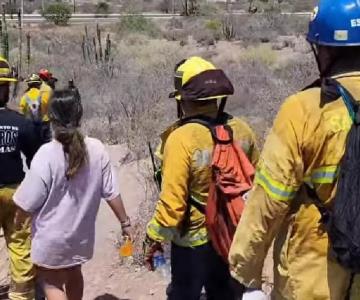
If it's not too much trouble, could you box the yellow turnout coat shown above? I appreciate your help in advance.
[229,73,360,300]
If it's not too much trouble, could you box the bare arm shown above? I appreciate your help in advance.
[107,195,132,238]
[107,195,128,223]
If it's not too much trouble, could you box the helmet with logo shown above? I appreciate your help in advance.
[0,56,17,83]
[25,73,42,85]
[170,56,234,102]
[307,0,360,46]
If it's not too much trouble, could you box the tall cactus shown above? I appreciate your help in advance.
[17,8,23,76]
[222,17,235,41]
[26,33,31,74]
[104,33,111,63]
[96,23,103,62]
[82,25,112,65]
[1,4,9,60]
[93,37,98,63]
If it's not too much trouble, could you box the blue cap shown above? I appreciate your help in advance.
[307,0,360,46]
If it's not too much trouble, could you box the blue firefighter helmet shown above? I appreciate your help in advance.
[307,0,360,46]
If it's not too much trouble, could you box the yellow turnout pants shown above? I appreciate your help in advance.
[0,185,34,300]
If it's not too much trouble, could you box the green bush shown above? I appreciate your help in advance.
[95,1,110,15]
[205,19,221,31]
[42,3,72,26]
[118,15,160,37]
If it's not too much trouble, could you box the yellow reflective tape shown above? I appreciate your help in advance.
[255,169,298,202]
[173,227,209,248]
[146,219,175,242]
[310,165,338,184]
[147,218,209,247]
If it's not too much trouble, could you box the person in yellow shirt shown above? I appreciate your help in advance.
[144,57,259,300]
[19,74,51,143]
[229,1,360,299]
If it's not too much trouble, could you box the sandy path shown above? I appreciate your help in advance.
[83,145,168,299]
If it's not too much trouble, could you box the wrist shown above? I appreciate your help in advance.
[120,216,131,228]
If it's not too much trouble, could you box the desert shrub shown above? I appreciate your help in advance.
[95,1,110,15]
[233,14,308,45]
[182,18,220,44]
[158,0,172,13]
[241,44,277,66]
[205,19,221,32]
[197,0,219,16]
[41,2,72,26]
[167,17,184,30]
[118,15,160,37]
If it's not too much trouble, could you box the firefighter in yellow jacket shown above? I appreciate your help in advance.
[229,1,360,299]
[19,74,51,143]
[144,57,259,300]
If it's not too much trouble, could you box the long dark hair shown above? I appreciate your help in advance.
[49,88,88,179]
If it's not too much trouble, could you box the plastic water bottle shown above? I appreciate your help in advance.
[119,237,133,257]
[153,252,171,280]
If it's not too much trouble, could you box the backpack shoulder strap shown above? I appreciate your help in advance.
[180,113,234,143]
[24,94,33,107]
[330,79,360,124]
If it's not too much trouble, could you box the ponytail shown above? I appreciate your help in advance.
[50,87,87,179]
[55,127,87,179]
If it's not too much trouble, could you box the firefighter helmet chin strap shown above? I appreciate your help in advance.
[177,101,183,119]
[217,97,227,120]
[311,43,340,79]
[311,43,322,77]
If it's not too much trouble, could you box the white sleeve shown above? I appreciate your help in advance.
[101,149,120,201]
[14,150,50,212]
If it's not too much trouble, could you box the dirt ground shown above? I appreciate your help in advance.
[0,144,273,299]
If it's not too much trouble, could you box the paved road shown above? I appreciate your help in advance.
[2,11,311,24]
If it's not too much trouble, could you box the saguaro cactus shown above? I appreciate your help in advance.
[26,33,31,73]
[96,23,103,62]
[1,4,9,60]
[82,24,112,64]
[222,17,235,41]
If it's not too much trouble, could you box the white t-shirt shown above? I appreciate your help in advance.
[14,137,119,269]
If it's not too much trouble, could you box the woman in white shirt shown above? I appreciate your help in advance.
[14,87,132,300]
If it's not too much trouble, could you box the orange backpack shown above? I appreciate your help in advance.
[182,115,255,262]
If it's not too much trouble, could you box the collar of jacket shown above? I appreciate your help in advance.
[304,72,360,107]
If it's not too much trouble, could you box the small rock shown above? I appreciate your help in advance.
[149,289,157,295]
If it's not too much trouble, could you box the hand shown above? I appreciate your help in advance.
[143,235,163,271]
[14,208,31,231]
[121,225,133,241]
[242,289,269,300]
